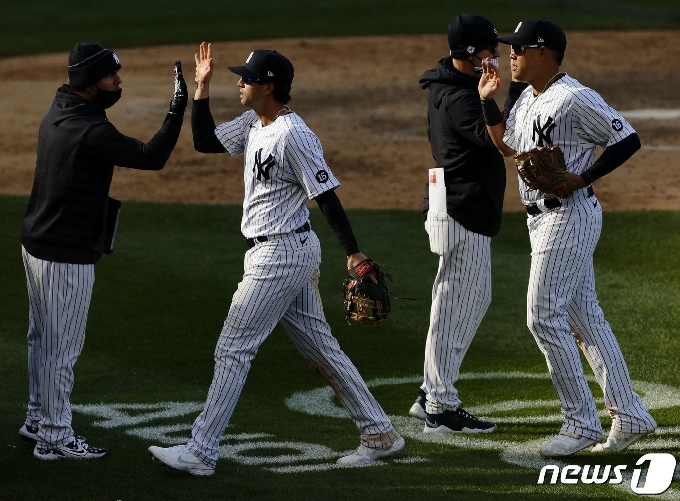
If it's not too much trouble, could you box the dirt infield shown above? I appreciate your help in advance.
[1,32,679,211]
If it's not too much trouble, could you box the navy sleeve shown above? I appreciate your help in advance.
[192,98,227,153]
[314,189,360,256]
[82,112,183,171]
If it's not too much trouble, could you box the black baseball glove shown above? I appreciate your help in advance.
[342,258,391,325]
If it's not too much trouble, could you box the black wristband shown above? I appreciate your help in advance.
[481,98,503,127]
[580,170,594,186]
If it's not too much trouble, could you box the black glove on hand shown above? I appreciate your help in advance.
[169,60,188,115]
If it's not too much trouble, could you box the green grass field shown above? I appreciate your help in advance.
[2,1,680,498]
[1,196,679,500]
[2,0,679,56]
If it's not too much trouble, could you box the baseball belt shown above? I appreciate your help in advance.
[525,186,594,216]
[246,221,310,248]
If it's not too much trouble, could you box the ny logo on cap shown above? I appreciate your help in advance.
[113,53,120,65]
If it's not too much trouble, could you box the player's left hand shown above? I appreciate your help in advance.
[565,172,587,194]
[169,60,188,115]
[343,258,392,325]
[347,252,377,284]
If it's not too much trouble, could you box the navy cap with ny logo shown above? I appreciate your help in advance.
[498,18,567,51]
[228,50,294,84]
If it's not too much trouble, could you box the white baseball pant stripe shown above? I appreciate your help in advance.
[422,212,492,414]
[187,231,396,467]
[527,196,656,440]
[22,246,94,447]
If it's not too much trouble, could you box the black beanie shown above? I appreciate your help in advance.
[68,42,121,89]
[447,14,499,59]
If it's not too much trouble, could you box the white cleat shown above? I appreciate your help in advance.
[337,437,405,465]
[539,433,597,458]
[148,444,214,476]
[19,424,39,443]
[592,429,654,453]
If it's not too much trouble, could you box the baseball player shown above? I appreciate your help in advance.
[20,42,187,460]
[478,18,656,457]
[147,42,404,476]
[408,14,511,434]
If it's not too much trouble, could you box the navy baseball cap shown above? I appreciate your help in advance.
[228,50,294,84]
[498,18,567,51]
[447,14,499,59]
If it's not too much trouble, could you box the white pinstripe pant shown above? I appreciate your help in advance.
[21,246,95,447]
[526,194,656,440]
[421,212,492,414]
[187,230,399,467]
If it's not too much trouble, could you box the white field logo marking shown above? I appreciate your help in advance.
[73,372,680,493]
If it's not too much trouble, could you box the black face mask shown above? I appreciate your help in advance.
[92,86,122,109]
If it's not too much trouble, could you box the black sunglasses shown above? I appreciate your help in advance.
[511,44,540,55]
[242,76,261,85]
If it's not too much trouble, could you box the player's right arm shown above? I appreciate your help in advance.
[478,60,516,157]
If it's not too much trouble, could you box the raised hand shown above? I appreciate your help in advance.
[169,60,188,115]
[478,59,501,100]
[194,42,214,99]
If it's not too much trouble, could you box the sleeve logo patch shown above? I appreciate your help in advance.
[315,170,329,183]
[611,119,624,131]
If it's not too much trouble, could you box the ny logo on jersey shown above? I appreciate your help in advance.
[253,148,276,182]
[532,115,557,147]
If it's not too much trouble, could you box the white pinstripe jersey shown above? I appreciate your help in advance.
[215,110,340,238]
[503,74,636,204]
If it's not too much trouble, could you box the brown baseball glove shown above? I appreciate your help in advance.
[342,258,391,326]
[515,145,570,198]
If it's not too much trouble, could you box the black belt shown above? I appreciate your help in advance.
[246,221,310,248]
[525,186,594,216]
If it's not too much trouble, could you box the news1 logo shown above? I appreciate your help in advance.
[537,453,676,494]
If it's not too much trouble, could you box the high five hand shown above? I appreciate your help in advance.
[194,42,214,99]
[169,60,188,115]
[478,59,501,100]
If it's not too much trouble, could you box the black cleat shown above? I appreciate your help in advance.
[424,407,497,434]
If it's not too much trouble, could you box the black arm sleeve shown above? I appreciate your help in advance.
[580,133,641,185]
[192,98,227,153]
[503,81,529,118]
[314,189,360,256]
[83,112,183,171]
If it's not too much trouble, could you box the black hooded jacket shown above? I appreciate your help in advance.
[22,85,183,264]
[420,57,505,237]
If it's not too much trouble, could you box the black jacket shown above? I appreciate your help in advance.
[22,85,183,264]
[420,57,505,237]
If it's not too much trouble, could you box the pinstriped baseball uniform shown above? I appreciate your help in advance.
[22,247,95,446]
[423,212,491,413]
[20,49,184,458]
[504,74,656,440]
[415,45,503,433]
[186,110,399,468]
